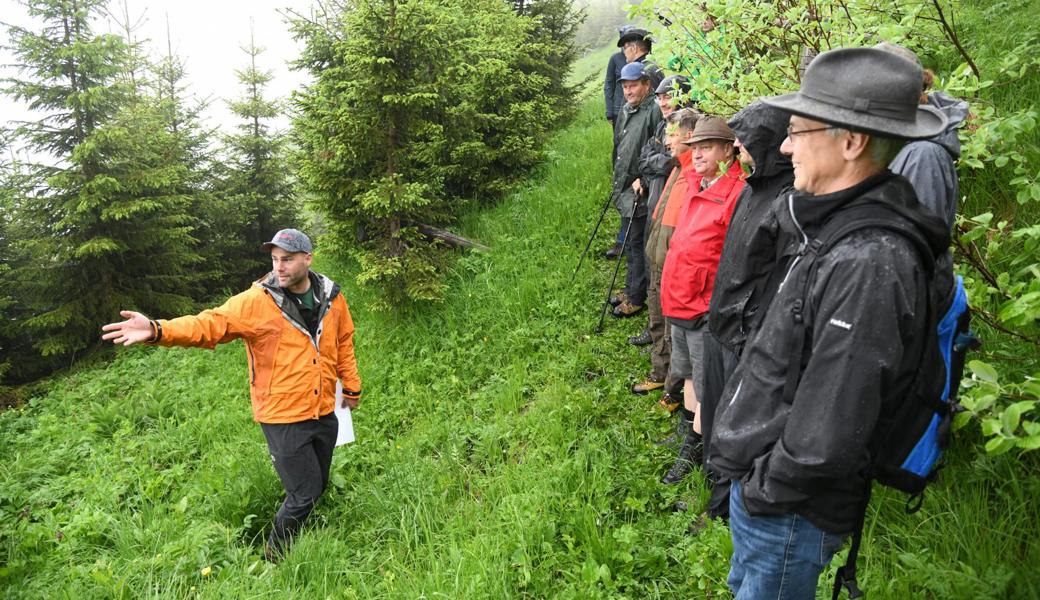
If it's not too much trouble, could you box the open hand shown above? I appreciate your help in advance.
[101,310,154,346]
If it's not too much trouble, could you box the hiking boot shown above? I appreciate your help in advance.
[608,291,628,307]
[631,377,664,395]
[661,431,703,484]
[611,300,645,318]
[658,393,681,412]
[603,243,623,260]
[655,407,691,446]
[628,328,652,346]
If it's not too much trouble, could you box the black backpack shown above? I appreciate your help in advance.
[777,203,980,599]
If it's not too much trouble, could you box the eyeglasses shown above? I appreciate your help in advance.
[786,125,834,139]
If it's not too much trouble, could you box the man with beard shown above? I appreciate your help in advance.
[101,229,362,562]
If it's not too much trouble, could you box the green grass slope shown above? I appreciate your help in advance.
[2,54,1040,600]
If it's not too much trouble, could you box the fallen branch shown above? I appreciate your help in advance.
[414,223,490,252]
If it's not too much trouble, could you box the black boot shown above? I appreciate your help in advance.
[655,405,691,446]
[661,429,703,484]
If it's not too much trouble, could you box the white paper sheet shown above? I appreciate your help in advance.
[334,380,355,446]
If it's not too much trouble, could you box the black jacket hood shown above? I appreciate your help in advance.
[728,101,793,182]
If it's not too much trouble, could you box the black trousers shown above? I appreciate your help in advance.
[623,212,649,306]
[701,331,739,519]
[260,412,338,551]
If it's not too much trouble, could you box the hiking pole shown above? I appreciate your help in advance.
[575,193,614,274]
[595,213,634,334]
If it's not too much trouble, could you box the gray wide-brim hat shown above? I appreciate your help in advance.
[762,47,946,140]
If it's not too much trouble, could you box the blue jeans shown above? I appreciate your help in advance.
[616,216,629,245]
[728,481,847,600]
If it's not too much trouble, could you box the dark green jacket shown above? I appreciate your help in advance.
[611,93,662,218]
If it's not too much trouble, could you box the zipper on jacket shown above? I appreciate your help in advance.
[245,344,256,384]
[726,380,743,411]
[777,193,810,292]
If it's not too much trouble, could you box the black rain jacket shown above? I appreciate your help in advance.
[708,171,950,534]
[709,102,795,354]
[638,119,677,219]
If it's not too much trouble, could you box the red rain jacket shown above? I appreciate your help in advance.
[661,159,747,321]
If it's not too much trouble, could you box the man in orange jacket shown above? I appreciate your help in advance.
[101,228,361,561]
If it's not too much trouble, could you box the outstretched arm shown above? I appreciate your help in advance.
[101,310,156,346]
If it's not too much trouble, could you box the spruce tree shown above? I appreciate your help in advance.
[205,33,298,292]
[291,0,579,303]
[4,0,198,358]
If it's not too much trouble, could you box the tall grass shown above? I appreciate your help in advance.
[2,11,1040,599]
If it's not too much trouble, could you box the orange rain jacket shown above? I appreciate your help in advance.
[156,271,361,424]
[646,148,694,271]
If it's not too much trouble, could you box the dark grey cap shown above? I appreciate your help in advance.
[655,75,691,96]
[262,228,313,253]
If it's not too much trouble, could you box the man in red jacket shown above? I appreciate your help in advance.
[659,117,746,484]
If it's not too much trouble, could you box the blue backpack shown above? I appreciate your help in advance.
[778,203,980,599]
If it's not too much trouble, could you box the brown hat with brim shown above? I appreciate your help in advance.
[762,47,946,140]
[680,116,735,145]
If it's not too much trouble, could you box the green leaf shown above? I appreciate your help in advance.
[1018,434,1040,450]
[969,360,1000,384]
[1021,380,1040,399]
[1001,401,1034,433]
[985,436,1016,455]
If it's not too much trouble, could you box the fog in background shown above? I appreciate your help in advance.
[0,0,314,162]
[0,0,639,163]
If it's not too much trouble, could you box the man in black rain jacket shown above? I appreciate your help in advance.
[697,100,795,521]
[707,48,951,598]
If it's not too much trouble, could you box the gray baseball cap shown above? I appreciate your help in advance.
[262,228,313,253]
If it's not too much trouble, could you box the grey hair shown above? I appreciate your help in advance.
[827,128,906,168]
[673,108,702,132]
